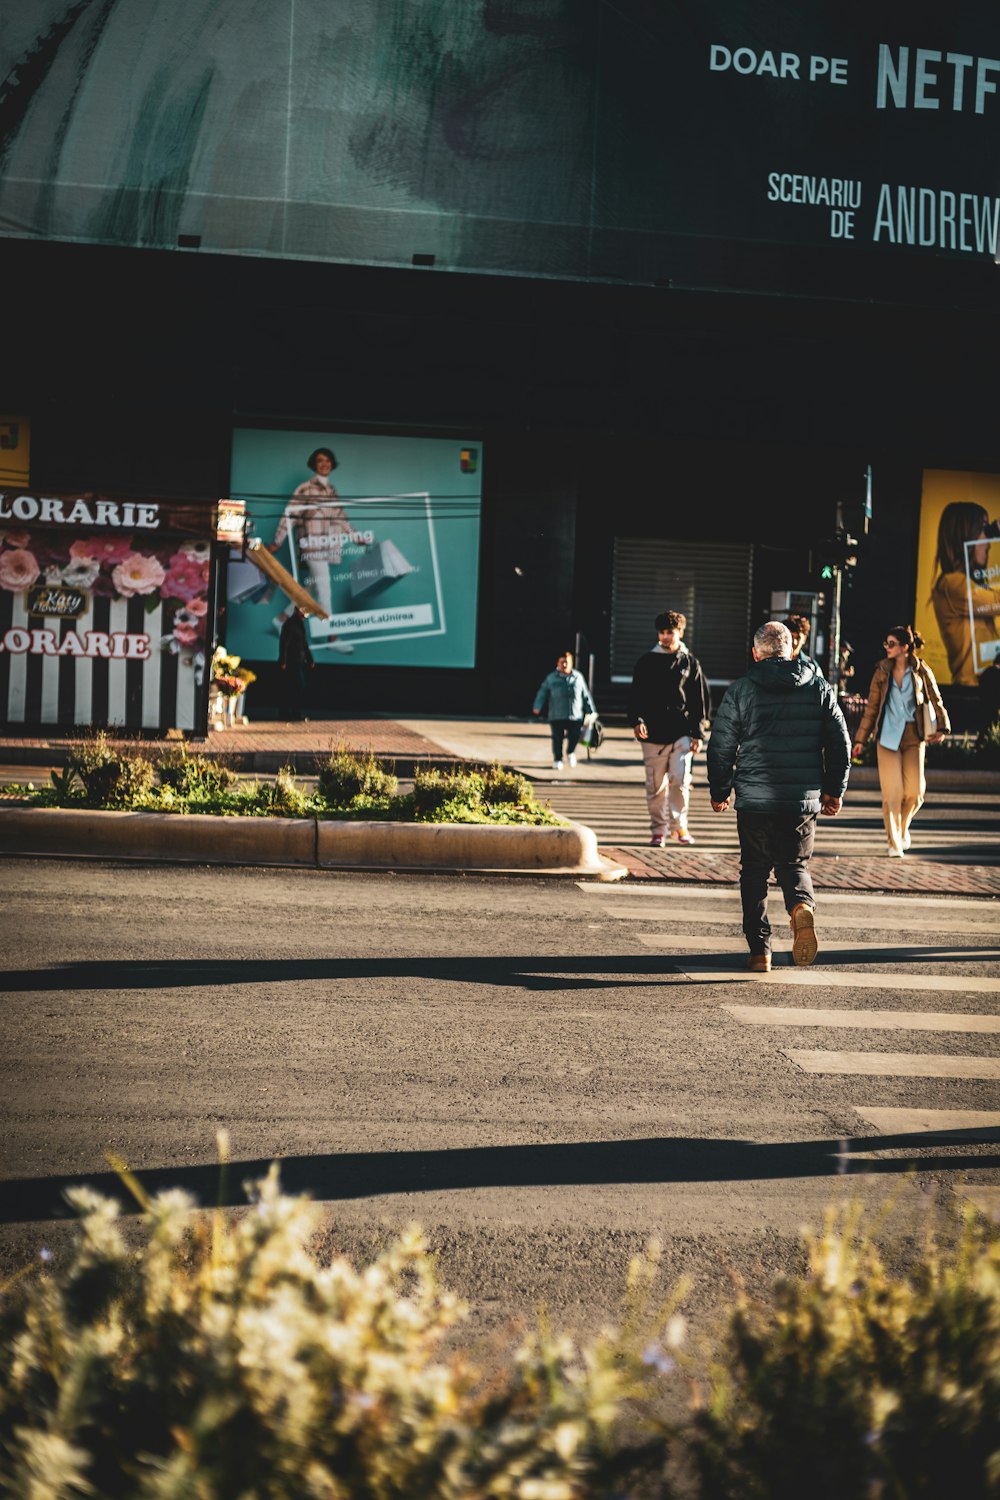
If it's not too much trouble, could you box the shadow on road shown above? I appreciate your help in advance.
[2,949,998,995]
[1,1130,998,1223]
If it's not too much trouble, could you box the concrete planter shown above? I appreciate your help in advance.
[0,806,623,879]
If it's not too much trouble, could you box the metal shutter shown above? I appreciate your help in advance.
[611,538,753,683]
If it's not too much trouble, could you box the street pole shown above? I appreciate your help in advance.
[827,564,842,693]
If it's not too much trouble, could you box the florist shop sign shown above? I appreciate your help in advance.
[0,491,216,733]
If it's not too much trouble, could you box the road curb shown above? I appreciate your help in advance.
[0,807,626,880]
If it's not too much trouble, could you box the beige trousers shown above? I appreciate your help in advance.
[877,736,926,853]
[642,736,692,836]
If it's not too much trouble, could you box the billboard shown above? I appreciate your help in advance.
[915,470,1000,688]
[227,430,482,668]
[0,493,214,730]
[2,1,998,292]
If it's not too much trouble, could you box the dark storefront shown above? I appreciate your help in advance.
[2,2,999,731]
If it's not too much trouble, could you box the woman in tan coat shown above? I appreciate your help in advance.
[852,625,950,857]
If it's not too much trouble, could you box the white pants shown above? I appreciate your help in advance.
[642,736,692,836]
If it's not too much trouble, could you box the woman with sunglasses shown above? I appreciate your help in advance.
[852,625,950,857]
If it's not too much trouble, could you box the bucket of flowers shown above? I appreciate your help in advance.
[211,648,256,726]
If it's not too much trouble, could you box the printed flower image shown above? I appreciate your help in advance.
[0,528,32,549]
[87,535,135,564]
[0,547,41,591]
[112,552,167,596]
[172,605,207,646]
[60,559,102,589]
[179,539,212,563]
[161,555,210,603]
[69,537,101,562]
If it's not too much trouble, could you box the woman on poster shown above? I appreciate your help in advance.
[269,447,358,654]
[930,501,1000,686]
[852,625,950,858]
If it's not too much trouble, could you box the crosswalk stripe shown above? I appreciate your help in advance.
[725,1005,1000,1033]
[665,965,1000,993]
[786,1050,1000,1079]
[637,935,1000,957]
[594,907,1000,935]
[785,1056,1000,1080]
[577,884,998,911]
[853,1107,1000,1133]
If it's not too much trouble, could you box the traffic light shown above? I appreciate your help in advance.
[816,535,858,579]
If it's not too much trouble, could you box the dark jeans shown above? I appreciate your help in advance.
[736,809,817,954]
[550,719,583,758]
[284,661,310,720]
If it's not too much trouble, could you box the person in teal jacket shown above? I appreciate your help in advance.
[532,650,597,770]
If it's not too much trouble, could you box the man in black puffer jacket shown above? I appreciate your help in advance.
[708,620,851,971]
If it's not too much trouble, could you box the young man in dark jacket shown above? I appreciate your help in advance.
[707,619,851,971]
[629,610,712,846]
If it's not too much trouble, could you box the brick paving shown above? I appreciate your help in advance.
[0,718,453,772]
[601,845,1000,897]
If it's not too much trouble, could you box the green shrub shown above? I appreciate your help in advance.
[245,767,311,817]
[48,764,81,805]
[481,762,534,807]
[412,766,486,821]
[69,732,155,806]
[0,1167,683,1499]
[692,1203,1000,1500]
[157,746,238,796]
[317,745,398,806]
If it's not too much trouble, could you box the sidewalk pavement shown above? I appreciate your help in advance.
[2,714,998,895]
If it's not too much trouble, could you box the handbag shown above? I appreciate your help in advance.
[350,539,414,600]
[917,663,938,738]
[580,714,604,750]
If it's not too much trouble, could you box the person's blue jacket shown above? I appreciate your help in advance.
[533,669,596,722]
[707,656,850,813]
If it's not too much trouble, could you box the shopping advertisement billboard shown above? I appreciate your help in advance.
[226,429,482,668]
[915,470,1000,688]
[2,1,997,292]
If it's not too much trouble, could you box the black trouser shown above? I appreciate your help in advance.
[736,809,817,954]
[549,719,583,759]
[285,660,310,720]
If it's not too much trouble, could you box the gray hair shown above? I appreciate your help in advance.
[754,620,793,659]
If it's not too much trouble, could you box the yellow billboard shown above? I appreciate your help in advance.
[0,417,29,487]
[915,470,1000,687]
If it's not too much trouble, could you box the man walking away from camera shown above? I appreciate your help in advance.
[707,620,851,971]
[278,605,315,721]
[629,610,711,846]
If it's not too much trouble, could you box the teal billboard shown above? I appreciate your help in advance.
[227,429,482,668]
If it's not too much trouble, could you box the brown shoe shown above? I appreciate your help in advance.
[790,903,818,966]
[747,952,772,973]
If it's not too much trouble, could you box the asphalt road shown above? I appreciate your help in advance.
[2,860,999,1355]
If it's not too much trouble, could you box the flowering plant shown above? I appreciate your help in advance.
[211,647,255,697]
[0,528,211,659]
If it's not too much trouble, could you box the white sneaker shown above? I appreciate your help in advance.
[326,637,354,654]
[887,847,905,858]
[552,759,564,771]
[568,753,577,768]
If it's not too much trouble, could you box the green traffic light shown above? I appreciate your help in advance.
[821,565,834,579]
